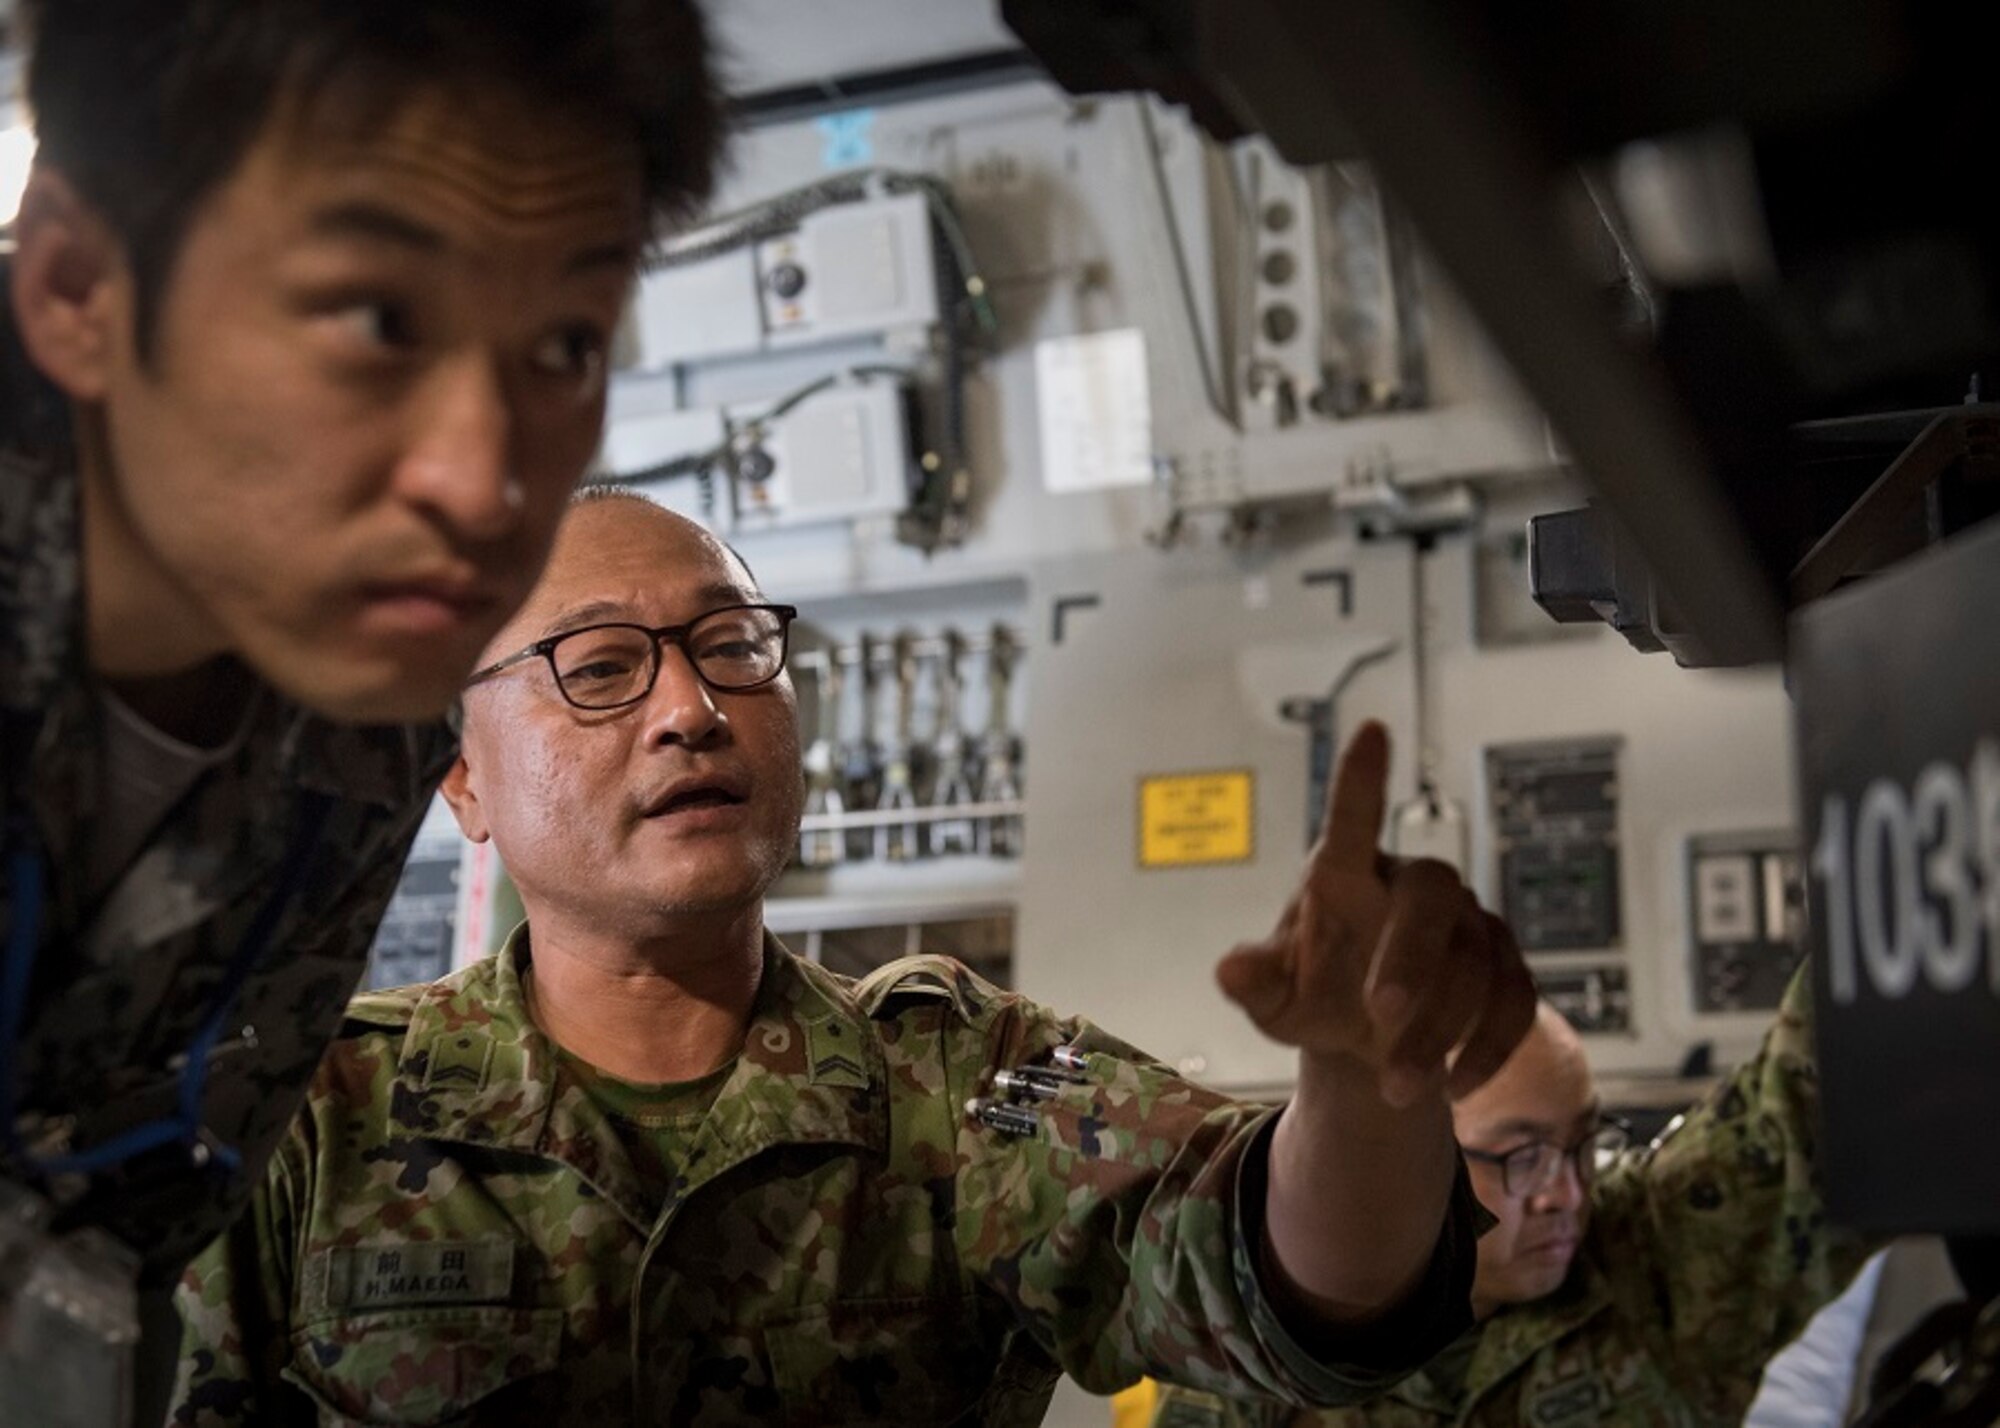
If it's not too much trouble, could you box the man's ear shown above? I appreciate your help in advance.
[440,754,492,844]
[9,166,131,402]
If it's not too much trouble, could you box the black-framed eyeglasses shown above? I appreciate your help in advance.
[465,603,799,710]
[1463,1116,1633,1198]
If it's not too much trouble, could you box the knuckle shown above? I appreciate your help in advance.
[1394,857,1464,898]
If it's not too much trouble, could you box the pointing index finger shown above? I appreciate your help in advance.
[1316,720,1391,876]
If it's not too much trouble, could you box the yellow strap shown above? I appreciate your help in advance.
[1110,1377,1160,1428]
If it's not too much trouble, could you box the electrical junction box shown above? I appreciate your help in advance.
[598,374,727,526]
[758,194,940,351]
[629,192,941,371]
[599,373,914,534]
[602,376,726,475]
[731,381,915,530]
[630,247,765,368]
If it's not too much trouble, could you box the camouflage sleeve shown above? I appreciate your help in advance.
[1589,965,1880,1418]
[167,1126,307,1425]
[943,984,1477,1408]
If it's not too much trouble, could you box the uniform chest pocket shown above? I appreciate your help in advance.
[283,1305,563,1426]
[765,1296,989,1426]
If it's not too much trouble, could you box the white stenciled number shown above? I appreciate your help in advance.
[1855,779,1921,999]
[1815,792,1858,1004]
[1915,761,1980,992]
[1814,739,2000,1004]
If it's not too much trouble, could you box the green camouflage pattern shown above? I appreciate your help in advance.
[172,927,1483,1425]
[1151,967,1880,1428]
[0,424,455,1283]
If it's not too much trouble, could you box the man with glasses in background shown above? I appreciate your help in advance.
[1148,978,1880,1427]
[170,487,1540,1424]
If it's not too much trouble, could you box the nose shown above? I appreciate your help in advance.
[395,356,521,543]
[639,642,724,749]
[1531,1154,1587,1214]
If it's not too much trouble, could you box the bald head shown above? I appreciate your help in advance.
[1453,1002,1591,1146]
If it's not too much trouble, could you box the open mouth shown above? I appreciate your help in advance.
[650,786,749,816]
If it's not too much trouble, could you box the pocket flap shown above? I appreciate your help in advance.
[284,1305,562,1425]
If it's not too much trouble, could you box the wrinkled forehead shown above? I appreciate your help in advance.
[259,80,648,248]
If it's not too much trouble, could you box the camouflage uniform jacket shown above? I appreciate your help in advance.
[0,345,455,1281]
[1151,969,1879,1428]
[172,928,1486,1425]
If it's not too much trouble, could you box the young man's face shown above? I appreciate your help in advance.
[446,501,806,943]
[83,85,646,721]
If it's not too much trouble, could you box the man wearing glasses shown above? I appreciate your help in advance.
[171,488,1538,1424]
[1149,977,1878,1427]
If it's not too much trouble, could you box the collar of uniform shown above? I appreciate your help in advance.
[1421,1254,1615,1412]
[389,928,558,1153]
[386,927,888,1173]
[285,707,453,810]
[675,934,889,1198]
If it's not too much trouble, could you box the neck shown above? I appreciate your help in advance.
[77,404,234,700]
[522,903,767,1083]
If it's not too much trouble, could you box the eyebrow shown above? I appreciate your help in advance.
[541,599,632,638]
[308,201,446,254]
[1482,1118,1560,1144]
[1481,1102,1603,1146]
[538,583,756,640]
[566,240,643,277]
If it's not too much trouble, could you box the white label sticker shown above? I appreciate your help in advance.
[1035,328,1155,494]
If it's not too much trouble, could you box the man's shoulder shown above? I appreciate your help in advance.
[324,956,511,1077]
[847,952,1012,1026]
[342,956,500,1029]
[803,949,1169,1075]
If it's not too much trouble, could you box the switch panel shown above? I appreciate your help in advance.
[1687,829,1802,1015]
[1488,738,1623,953]
[1537,964,1634,1036]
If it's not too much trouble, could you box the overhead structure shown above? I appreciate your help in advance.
[1004,0,2000,666]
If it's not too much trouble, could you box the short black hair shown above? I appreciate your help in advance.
[22,0,729,357]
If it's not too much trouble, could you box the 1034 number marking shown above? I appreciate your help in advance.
[1813,741,2000,1004]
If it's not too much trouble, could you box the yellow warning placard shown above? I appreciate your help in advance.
[1139,770,1255,868]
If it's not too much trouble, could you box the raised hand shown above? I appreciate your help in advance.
[1216,721,1535,1108]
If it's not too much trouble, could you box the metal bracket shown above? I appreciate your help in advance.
[1790,407,2000,605]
